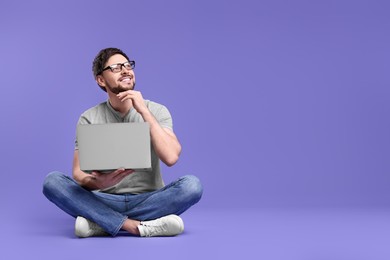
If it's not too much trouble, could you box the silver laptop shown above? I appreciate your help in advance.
[77,122,151,173]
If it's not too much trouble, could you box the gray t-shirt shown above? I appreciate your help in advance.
[75,100,173,194]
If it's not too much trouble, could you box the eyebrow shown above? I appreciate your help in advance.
[108,61,129,66]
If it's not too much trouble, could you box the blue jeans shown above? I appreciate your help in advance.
[42,172,203,236]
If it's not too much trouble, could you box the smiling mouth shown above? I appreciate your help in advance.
[119,76,132,82]
[119,77,131,82]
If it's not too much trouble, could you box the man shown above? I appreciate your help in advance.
[43,47,203,238]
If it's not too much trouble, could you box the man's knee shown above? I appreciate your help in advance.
[180,175,203,204]
[42,171,67,197]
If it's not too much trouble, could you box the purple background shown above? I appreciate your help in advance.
[1,0,390,259]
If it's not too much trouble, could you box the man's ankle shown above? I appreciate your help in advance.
[121,219,141,236]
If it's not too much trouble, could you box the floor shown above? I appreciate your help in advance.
[3,207,390,260]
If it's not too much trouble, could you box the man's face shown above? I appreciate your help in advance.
[97,54,136,94]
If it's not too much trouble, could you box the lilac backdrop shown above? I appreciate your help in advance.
[1,0,390,259]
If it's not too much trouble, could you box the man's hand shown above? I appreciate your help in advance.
[89,168,134,190]
[117,90,148,115]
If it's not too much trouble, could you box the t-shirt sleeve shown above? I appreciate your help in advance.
[153,104,173,131]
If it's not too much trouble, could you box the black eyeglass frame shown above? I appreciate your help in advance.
[99,60,135,75]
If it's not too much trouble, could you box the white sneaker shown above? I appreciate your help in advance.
[75,216,109,238]
[138,215,184,237]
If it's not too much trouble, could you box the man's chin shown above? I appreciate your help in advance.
[108,88,122,95]
[110,84,135,94]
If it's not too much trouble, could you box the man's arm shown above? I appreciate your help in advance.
[143,111,182,166]
[72,150,134,190]
[117,90,182,166]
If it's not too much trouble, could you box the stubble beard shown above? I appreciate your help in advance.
[108,81,136,94]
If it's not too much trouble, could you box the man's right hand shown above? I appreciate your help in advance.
[73,150,135,190]
[88,168,134,190]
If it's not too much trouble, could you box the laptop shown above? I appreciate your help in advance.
[77,122,151,173]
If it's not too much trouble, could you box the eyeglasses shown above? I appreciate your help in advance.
[100,60,135,74]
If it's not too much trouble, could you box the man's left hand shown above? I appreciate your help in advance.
[117,90,148,115]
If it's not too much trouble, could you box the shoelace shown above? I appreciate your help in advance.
[141,221,167,236]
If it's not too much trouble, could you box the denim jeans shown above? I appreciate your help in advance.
[42,171,203,236]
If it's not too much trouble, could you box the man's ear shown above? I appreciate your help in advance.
[96,75,106,88]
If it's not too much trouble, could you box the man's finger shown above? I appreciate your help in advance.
[124,169,134,175]
[117,91,134,98]
[113,169,134,181]
[119,169,134,175]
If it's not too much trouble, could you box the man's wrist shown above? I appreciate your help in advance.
[139,108,155,123]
